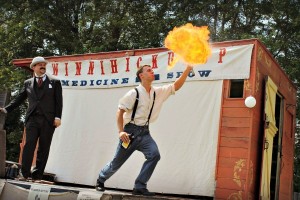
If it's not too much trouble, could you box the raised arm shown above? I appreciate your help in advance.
[174,65,193,91]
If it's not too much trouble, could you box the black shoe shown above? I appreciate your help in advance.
[95,180,105,191]
[31,169,43,180]
[132,188,155,196]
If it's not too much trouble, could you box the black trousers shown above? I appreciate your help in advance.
[22,114,55,179]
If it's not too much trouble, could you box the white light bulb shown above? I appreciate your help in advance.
[245,96,256,108]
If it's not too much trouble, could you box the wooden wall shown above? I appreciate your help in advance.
[215,81,258,200]
[214,40,297,200]
[255,41,296,200]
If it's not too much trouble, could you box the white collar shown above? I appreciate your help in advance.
[35,73,46,78]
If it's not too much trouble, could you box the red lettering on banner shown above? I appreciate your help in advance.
[88,61,94,75]
[218,48,226,63]
[125,57,130,72]
[167,52,174,65]
[52,63,58,76]
[65,63,68,76]
[137,57,142,68]
[110,60,118,73]
[152,55,158,68]
[100,60,105,75]
[75,62,82,75]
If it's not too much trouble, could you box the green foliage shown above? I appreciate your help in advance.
[5,101,26,161]
[0,0,299,190]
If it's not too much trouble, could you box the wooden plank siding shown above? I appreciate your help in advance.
[278,110,295,199]
[215,188,252,200]
[216,67,254,199]
[220,127,251,138]
[215,40,261,199]
[256,44,297,105]
[216,88,253,198]
[215,40,296,199]
[220,136,249,148]
[247,70,264,199]
[216,111,252,199]
[256,41,296,200]
[221,117,251,128]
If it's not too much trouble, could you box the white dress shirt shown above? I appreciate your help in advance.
[35,73,46,82]
[119,84,175,126]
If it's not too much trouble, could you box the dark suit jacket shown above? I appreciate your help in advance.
[5,75,63,125]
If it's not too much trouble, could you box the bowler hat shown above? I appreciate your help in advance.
[30,56,48,68]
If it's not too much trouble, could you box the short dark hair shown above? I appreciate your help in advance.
[136,65,151,81]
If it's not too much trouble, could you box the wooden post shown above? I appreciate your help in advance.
[0,90,10,178]
[0,130,5,177]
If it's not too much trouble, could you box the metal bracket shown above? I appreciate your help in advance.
[264,138,269,150]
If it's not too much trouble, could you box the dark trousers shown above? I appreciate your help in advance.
[99,123,161,189]
[22,114,55,179]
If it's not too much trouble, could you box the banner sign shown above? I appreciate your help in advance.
[47,44,253,89]
[77,191,103,200]
[28,185,51,200]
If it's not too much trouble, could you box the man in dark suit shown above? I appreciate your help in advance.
[0,56,63,181]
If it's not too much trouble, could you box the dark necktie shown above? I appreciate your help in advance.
[37,77,43,87]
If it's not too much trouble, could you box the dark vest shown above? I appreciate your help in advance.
[33,78,47,115]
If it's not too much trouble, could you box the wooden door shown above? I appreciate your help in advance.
[260,77,278,199]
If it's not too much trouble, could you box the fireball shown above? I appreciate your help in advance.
[164,23,211,69]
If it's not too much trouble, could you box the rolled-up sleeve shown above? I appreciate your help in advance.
[118,89,136,112]
[155,83,175,102]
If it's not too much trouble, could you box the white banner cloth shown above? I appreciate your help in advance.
[45,80,223,196]
[46,44,253,88]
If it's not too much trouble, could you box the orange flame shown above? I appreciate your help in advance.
[164,23,211,69]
